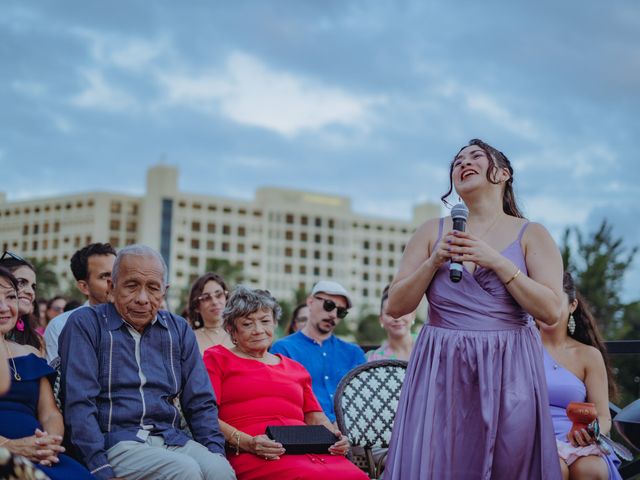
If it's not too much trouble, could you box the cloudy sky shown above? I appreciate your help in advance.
[1,1,639,298]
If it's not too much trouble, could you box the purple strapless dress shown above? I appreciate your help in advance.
[544,349,621,479]
[384,220,562,479]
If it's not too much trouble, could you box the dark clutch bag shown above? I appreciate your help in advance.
[265,425,336,454]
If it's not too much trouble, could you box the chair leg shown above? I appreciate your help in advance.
[365,447,377,479]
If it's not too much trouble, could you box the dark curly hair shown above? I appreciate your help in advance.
[564,272,618,400]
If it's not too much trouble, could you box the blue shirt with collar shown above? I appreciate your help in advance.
[59,302,225,480]
[270,331,366,422]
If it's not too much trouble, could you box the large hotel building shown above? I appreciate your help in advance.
[0,165,439,313]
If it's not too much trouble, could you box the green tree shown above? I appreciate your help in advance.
[204,258,245,287]
[561,219,638,338]
[355,310,386,346]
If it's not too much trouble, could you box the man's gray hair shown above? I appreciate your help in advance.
[111,244,168,286]
[223,286,282,334]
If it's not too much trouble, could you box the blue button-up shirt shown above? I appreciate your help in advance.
[59,303,225,479]
[270,331,365,422]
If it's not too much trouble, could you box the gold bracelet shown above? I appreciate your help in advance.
[504,268,521,286]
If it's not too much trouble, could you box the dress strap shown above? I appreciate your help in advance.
[517,221,531,242]
[436,217,444,244]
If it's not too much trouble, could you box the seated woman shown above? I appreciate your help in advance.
[188,272,234,355]
[0,267,93,480]
[283,303,310,336]
[0,252,44,353]
[366,285,416,361]
[204,286,368,480]
[538,272,621,480]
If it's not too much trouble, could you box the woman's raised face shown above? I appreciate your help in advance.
[233,308,276,353]
[0,277,19,335]
[452,146,491,192]
[12,266,36,316]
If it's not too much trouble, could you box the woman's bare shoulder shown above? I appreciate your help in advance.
[9,342,41,358]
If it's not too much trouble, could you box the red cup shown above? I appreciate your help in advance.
[566,402,597,439]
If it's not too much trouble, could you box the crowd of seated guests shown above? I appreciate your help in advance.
[0,243,629,480]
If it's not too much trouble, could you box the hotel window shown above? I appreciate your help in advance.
[192,221,201,232]
[207,223,216,234]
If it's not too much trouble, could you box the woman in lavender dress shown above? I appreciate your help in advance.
[540,272,621,479]
[384,139,563,479]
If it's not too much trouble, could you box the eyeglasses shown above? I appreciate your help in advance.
[198,290,228,304]
[314,296,349,319]
[0,251,27,264]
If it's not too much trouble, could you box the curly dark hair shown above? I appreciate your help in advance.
[564,272,618,400]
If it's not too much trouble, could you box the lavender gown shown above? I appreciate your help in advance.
[544,349,621,479]
[384,220,561,479]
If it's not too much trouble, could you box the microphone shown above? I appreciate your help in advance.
[449,203,469,283]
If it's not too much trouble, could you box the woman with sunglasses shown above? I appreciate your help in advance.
[384,139,563,479]
[0,266,93,479]
[0,252,44,353]
[187,272,234,355]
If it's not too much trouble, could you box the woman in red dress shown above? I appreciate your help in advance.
[203,286,368,480]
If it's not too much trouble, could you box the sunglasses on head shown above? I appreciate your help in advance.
[0,251,28,264]
[314,296,349,319]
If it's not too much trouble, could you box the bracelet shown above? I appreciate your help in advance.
[230,430,241,456]
[504,268,521,286]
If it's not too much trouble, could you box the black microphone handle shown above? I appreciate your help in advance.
[449,217,466,282]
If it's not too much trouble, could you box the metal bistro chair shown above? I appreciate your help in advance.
[334,360,408,479]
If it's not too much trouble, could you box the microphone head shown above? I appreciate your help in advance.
[451,203,469,221]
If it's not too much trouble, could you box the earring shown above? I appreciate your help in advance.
[568,314,576,336]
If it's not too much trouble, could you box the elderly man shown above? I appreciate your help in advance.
[271,280,366,422]
[59,245,235,480]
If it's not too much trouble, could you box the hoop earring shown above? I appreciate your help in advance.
[568,314,576,336]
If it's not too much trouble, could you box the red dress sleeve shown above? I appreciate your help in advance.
[288,358,322,414]
[203,345,224,403]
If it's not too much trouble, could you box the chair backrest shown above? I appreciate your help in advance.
[334,359,408,448]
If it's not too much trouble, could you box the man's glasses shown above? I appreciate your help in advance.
[197,291,228,304]
[314,296,349,319]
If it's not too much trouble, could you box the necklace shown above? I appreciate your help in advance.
[201,325,224,345]
[4,341,21,381]
[469,212,503,239]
